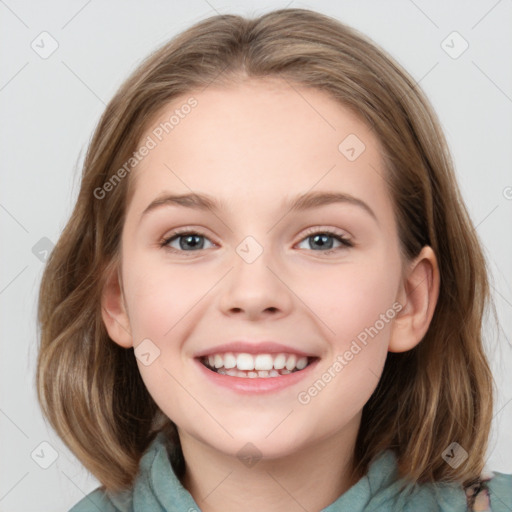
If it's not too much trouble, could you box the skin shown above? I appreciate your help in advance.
[102,77,439,512]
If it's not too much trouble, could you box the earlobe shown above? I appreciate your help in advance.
[100,263,133,348]
[388,246,440,353]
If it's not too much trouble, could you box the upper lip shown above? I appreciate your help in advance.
[194,341,318,358]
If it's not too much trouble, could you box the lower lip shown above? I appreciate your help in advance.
[194,358,320,394]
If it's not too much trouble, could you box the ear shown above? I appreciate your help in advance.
[388,246,440,353]
[101,262,133,348]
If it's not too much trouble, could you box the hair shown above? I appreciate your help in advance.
[36,7,494,494]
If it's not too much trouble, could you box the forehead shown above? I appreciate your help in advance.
[126,78,393,227]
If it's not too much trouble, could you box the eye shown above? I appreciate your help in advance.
[159,227,353,255]
[160,229,215,253]
[296,228,353,252]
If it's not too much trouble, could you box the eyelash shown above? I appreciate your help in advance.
[159,227,353,255]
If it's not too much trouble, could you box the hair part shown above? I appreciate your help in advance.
[37,8,493,493]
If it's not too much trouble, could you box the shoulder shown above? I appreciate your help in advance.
[465,470,512,512]
[68,487,120,512]
[362,450,512,512]
[67,437,160,512]
[67,432,182,512]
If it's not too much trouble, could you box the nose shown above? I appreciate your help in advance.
[218,247,293,321]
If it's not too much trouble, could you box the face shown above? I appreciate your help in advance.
[115,78,405,461]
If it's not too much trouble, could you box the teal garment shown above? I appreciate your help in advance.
[69,432,512,512]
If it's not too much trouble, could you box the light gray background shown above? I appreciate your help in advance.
[1,1,511,510]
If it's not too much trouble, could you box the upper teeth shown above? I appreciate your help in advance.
[205,353,309,371]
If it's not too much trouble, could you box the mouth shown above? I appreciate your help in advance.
[198,352,319,379]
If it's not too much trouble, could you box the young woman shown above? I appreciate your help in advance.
[36,8,511,511]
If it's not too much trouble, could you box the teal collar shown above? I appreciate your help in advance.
[71,431,512,512]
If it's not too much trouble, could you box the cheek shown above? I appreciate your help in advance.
[305,257,400,341]
[122,255,211,342]
[121,257,205,419]
[295,264,396,421]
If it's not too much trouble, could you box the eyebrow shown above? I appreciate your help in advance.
[140,191,378,223]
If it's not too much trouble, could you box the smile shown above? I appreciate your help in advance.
[195,353,320,394]
[199,352,317,379]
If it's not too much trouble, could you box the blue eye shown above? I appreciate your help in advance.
[161,231,214,252]
[296,230,353,251]
[160,228,352,255]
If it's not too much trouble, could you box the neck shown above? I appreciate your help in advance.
[178,415,361,512]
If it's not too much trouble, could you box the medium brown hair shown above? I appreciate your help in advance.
[36,8,494,493]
